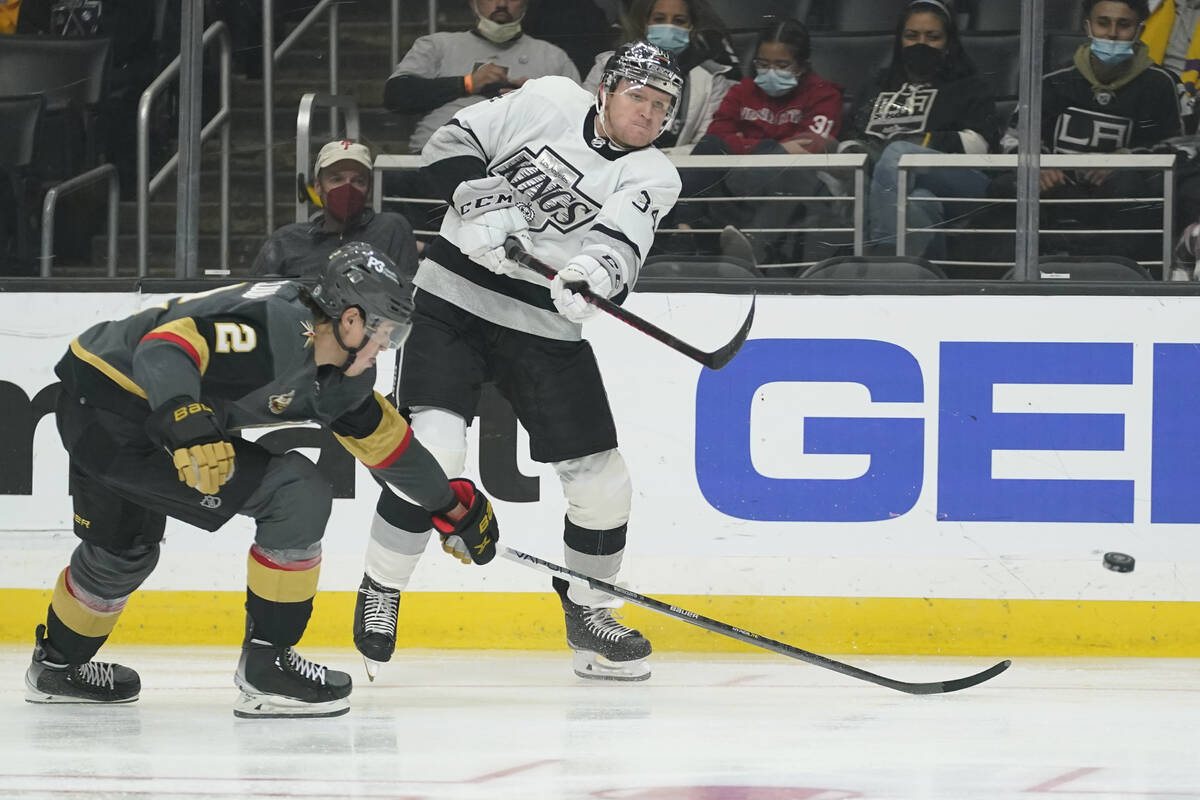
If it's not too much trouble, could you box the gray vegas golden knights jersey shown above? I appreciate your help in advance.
[416,75,682,342]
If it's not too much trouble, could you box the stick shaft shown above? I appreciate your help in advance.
[500,546,1009,695]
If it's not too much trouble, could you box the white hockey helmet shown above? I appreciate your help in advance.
[597,40,686,137]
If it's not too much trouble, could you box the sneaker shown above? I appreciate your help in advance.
[353,574,400,681]
[553,577,651,681]
[24,624,140,704]
[720,225,758,266]
[233,638,352,718]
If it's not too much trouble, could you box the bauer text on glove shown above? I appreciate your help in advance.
[145,397,236,495]
[431,478,498,565]
[452,176,532,275]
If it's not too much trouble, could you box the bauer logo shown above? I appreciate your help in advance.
[695,339,1200,524]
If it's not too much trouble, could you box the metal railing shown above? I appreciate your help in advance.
[372,152,869,269]
[40,164,119,277]
[262,0,346,234]
[137,20,231,276]
[295,93,362,223]
[896,153,1177,276]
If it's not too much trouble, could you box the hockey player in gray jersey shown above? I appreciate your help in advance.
[25,243,498,717]
[355,41,685,682]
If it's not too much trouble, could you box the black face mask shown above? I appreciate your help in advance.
[901,43,945,81]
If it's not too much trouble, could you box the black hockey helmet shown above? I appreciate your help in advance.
[311,242,414,350]
[598,40,686,135]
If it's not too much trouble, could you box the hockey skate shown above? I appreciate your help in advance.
[24,624,140,704]
[353,573,400,681]
[553,577,652,681]
[233,637,352,718]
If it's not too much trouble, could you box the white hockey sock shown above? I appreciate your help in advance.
[364,513,431,591]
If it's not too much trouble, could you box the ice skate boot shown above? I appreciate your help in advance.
[553,577,651,681]
[233,637,352,718]
[353,573,400,681]
[24,624,140,704]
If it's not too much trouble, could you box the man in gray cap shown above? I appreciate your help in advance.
[251,140,419,281]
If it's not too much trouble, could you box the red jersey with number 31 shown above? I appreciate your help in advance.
[705,72,844,155]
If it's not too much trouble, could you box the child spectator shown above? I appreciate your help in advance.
[678,18,843,266]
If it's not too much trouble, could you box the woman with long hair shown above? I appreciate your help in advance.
[841,0,999,261]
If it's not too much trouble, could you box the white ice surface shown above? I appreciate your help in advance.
[0,646,1196,799]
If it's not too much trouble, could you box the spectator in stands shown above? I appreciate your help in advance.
[1142,0,1200,113]
[383,0,580,155]
[1017,0,1183,266]
[251,141,418,281]
[524,0,616,76]
[839,0,998,261]
[676,18,843,266]
[1,0,20,33]
[584,0,738,154]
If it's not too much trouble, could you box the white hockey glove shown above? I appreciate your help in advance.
[451,176,532,276]
[550,251,619,323]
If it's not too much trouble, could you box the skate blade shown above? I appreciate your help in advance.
[232,691,350,719]
[572,651,651,682]
[363,656,381,682]
[24,672,139,704]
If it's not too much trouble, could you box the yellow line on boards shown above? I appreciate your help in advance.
[1,590,1197,656]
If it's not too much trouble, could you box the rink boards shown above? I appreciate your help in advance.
[1,288,1198,655]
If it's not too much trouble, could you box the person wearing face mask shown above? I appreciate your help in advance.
[836,0,998,264]
[383,0,579,156]
[671,18,843,266]
[583,0,738,154]
[250,141,419,281]
[1021,0,1183,268]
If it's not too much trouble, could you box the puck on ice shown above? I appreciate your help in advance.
[1103,552,1135,573]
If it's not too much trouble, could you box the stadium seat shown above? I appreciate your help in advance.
[0,36,112,176]
[968,0,1077,31]
[799,255,948,279]
[808,32,894,104]
[712,0,813,31]
[0,94,45,273]
[1044,32,1088,69]
[824,0,903,32]
[641,255,763,278]
[1003,256,1154,281]
[962,32,1021,98]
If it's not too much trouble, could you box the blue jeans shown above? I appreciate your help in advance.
[868,140,989,260]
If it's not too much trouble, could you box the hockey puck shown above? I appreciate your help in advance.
[1103,552,1135,573]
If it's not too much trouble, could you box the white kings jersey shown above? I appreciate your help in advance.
[415,75,682,342]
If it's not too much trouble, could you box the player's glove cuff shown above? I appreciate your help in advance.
[431,479,498,565]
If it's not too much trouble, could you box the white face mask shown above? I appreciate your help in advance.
[476,10,523,43]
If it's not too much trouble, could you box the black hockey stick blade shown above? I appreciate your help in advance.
[501,546,1011,695]
[504,237,755,370]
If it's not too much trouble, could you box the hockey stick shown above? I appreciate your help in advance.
[503,237,755,370]
[500,546,1011,695]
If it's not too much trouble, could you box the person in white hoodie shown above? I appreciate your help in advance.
[583,0,737,154]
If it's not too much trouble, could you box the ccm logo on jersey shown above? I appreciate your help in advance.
[459,191,514,217]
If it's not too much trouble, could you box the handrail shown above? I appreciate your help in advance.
[895,152,1176,275]
[295,93,362,223]
[262,0,342,234]
[137,20,231,276]
[40,164,119,278]
[372,152,870,264]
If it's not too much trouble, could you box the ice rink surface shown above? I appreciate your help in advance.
[0,646,1196,800]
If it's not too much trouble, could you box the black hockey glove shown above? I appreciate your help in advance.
[431,479,498,565]
[145,396,236,496]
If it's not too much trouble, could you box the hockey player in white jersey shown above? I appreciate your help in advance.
[353,41,684,681]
